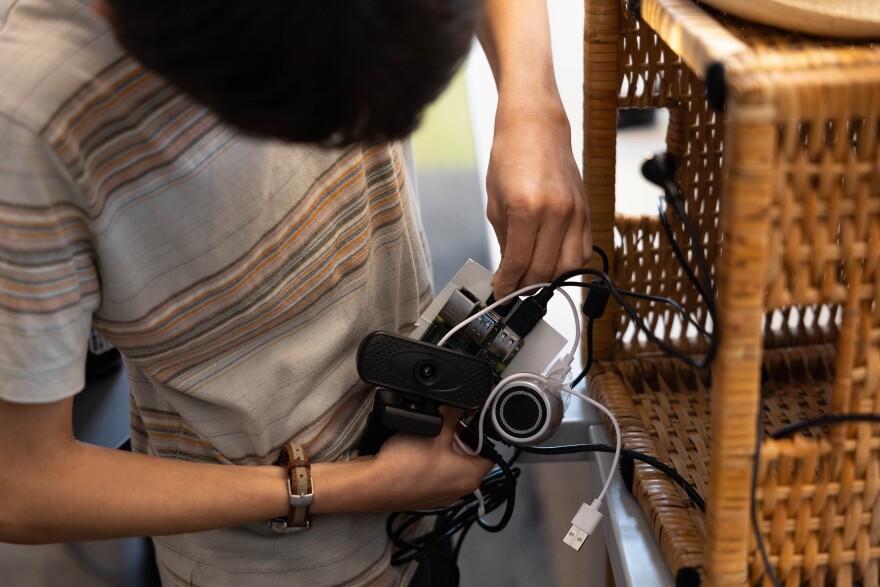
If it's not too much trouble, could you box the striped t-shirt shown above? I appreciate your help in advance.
[0,1,433,585]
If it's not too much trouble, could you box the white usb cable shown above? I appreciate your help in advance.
[442,282,620,552]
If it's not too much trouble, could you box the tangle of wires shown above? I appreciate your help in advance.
[386,435,709,586]
[564,153,718,387]
[386,442,518,587]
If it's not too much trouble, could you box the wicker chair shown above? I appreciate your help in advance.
[583,0,880,585]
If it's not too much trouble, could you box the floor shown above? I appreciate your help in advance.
[0,3,671,584]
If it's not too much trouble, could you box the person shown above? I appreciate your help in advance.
[0,0,591,585]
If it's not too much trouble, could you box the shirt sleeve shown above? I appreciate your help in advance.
[0,115,99,403]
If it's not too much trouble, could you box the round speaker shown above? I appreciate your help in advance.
[490,379,563,446]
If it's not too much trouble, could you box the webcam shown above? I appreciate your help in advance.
[356,331,495,454]
[357,331,495,410]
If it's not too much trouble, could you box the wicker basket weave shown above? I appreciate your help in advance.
[583,0,880,585]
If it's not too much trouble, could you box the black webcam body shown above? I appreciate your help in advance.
[356,332,495,454]
[357,331,495,410]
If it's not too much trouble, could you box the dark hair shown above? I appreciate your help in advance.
[106,0,482,145]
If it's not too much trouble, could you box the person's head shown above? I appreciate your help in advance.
[97,0,482,146]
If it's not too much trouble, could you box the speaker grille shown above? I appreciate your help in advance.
[495,386,546,439]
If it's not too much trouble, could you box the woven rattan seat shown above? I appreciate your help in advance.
[592,345,837,584]
[583,0,880,584]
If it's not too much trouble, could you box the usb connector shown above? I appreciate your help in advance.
[562,526,589,551]
[562,499,603,551]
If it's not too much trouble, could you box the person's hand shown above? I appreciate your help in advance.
[365,408,493,511]
[486,93,592,298]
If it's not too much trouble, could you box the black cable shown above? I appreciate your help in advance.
[565,275,712,387]
[477,449,517,532]
[618,286,712,338]
[654,169,718,334]
[519,244,609,316]
[520,444,705,512]
[657,198,711,304]
[451,522,473,567]
[769,413,880,439]
[388,463,515,561]
[550,266,716,369]
[570,318,593,388]
[386,443,519,584]
[563,278,710,336]
[593,243,610,274]
[751,406,780,587]
[566,278,712,342]
[642,152,716,307]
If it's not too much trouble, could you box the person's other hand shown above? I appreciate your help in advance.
[367,407,493,511]
[486,93,592,298]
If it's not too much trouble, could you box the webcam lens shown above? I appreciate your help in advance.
[415,361,439,385]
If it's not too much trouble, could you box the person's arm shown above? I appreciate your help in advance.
[0,397,488,544]
[478,0,591,298]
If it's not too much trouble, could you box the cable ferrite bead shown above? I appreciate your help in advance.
[582,279,610,319]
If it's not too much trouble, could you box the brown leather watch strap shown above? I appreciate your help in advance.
[270,443,313,532]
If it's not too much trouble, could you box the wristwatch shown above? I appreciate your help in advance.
[270,443,313,532]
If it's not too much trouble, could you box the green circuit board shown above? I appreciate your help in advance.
[419,287,524,380]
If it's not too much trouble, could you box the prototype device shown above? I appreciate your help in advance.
[357,261,568,455]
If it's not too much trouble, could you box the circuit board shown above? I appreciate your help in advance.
[419,287,524,381]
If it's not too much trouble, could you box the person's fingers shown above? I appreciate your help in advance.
[554,198,590,275]
[486,193,508,290]
[437,406,477,453]
[492,214,537,298]
[438,405,465,429]
[582,218,594,267]
[519,198,573,285]
[488,207,508,257]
